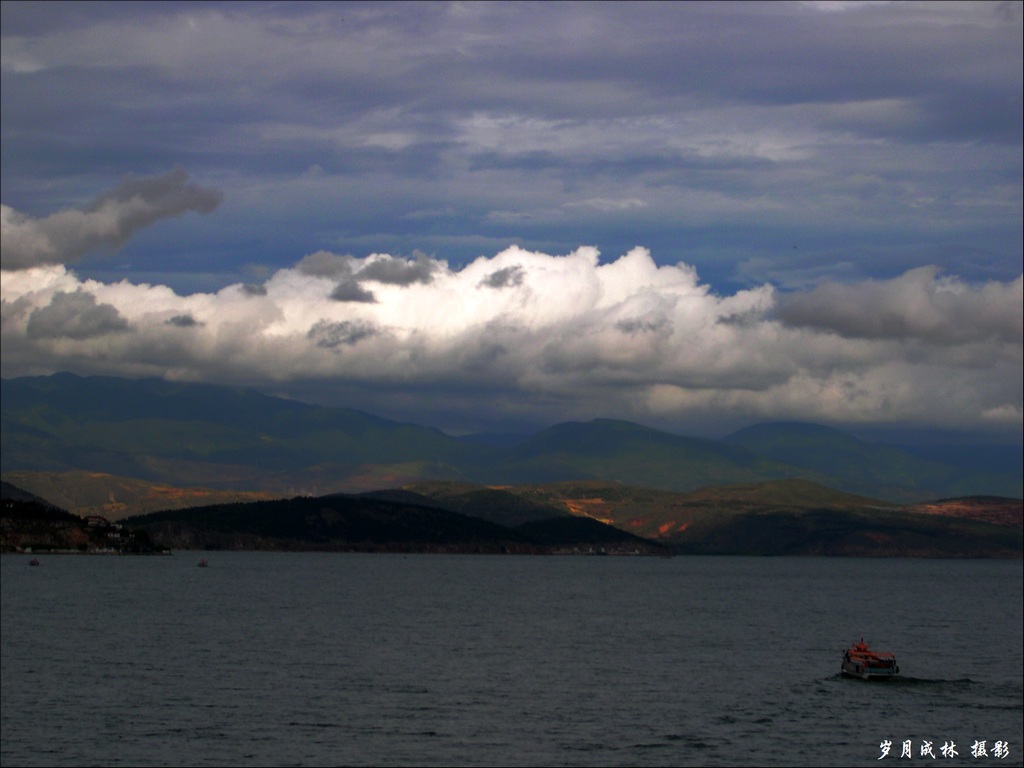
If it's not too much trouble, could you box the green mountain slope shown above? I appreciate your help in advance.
[488,418,816,490]
[4,374,1020,504]
[2,373,487,492]
[724,422,1022,501]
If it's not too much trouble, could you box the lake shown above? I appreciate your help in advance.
[2,553,1021,766]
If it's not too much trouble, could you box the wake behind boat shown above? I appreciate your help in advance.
[842,639,898,680]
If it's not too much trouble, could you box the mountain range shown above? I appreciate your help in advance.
[2,374,1020,558]
[6,476,1017,558]
[122,478,1019,558]
[3,373,1021,508]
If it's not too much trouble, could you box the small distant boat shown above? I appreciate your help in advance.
[842,638,898,680]
[197,559,209,568]
[28,558,40,566]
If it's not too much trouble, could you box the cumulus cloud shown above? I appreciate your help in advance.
[479,265,525,289]
[296,251,354,279]
[25,290,131,340]
[2,241,1020,434]
[0,169,222,270]
[616,317,669,335]
[775,267,1024,344]
[308,320,379,349]
[357,252,439,286]
[296,251,440,302]
[241,283,268,297]
[330,279,377,303]
[166,314,202,328]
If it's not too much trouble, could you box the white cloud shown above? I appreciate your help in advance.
[2,236,1019,433]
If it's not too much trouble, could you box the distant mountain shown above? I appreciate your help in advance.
[487,418,812,489]
[3,373,1020,505]
[2,373,487,493]
[893,442,1024,478]
[724,421,1022,501]
[0,470,277,521]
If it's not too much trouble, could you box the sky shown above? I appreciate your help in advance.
[1,1,1021,441]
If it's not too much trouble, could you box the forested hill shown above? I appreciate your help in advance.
[4,374,1021,504]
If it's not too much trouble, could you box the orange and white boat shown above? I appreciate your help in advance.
[841,639,898,680]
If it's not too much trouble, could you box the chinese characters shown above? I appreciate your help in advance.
[877,740,1010,760]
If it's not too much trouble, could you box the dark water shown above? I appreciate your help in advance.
[2,553,1021,767]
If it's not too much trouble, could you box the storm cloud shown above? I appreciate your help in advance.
[25,290,131,340]
[775,267,1024,345]
[0,169,222,270]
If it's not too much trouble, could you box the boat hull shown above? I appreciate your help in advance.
[841,660,897,680]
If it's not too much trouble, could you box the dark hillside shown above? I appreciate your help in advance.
[1,482,166,554]
[515,516,669,554]
[124,494,541,553]
[392,481,570,527]
[505,479,1021,558]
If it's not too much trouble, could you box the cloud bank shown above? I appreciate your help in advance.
[1,175,1020,436]
[775,266,1023,344]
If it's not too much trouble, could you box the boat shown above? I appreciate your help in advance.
[197,559,209,568]
[28,558,40,566]
[842,638,898,680]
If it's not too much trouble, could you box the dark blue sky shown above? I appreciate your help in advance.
[1,1,1021,439]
